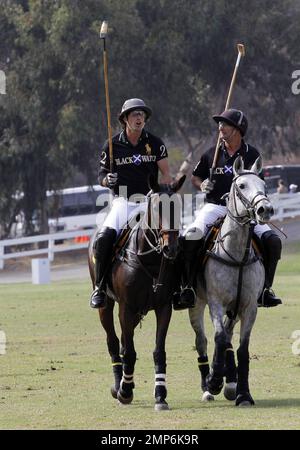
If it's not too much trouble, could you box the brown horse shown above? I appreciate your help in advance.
[88,175,185,411]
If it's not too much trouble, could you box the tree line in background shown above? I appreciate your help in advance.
[0,0,299,237]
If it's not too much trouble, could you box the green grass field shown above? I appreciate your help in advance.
[0,243,299,430]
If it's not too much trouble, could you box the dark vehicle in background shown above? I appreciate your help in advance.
[263,165,300,194]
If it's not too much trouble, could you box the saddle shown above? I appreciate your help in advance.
[201,218,263,268]
[112,213,142,262]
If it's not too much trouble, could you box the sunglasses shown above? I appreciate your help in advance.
[130,110,146,118]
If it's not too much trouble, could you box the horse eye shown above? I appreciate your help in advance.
[239,183,245,189]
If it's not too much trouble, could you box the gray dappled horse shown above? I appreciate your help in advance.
[189,156,274,406]
[88,175,185,411]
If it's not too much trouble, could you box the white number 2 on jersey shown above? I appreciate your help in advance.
[100,151,107,165]
[160,145,167,157]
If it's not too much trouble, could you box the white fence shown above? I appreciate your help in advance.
[0,228,95,270]
[0,193,300,270]
[269,192,300,221]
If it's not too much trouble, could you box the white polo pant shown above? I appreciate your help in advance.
[102,197,148,234]
[184,203,270,240]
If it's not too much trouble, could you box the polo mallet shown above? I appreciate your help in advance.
[100,20,113,172]
[210,43,245,179]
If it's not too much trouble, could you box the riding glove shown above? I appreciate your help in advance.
[106,172,118,188]
[200,178,215,193]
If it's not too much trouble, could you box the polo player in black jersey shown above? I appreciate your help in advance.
[90,98,172,308]
[173,109,282,310]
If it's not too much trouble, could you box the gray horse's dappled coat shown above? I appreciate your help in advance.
[189,156,274,406]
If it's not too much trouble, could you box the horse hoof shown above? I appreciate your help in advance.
[111,386,118,399]
[224,382,237,401]
[117,390,134,405]
[235,393,255,407]
[202,391,214,402]
[207,380,224,396]
[238,401,252,407]
[154,400,169,411]
[206,373,224,396]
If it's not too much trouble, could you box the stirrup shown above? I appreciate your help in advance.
[173,287,196,310]
[90,288,106,309]
[257,288,282,308]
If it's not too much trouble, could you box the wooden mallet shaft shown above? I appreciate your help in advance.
[211,44,245,174]
[100,21,114,172]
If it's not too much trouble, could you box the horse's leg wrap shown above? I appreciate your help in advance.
[154,371,167,401]
[198,355,210,392]
[223,344,237,401]
[207,332,226,395]
[235,342,254,406]
[224,343,237,383]
[236,344,250,394]
[111,359,123,399]
[117,351,136,403]
[153,351,167,401]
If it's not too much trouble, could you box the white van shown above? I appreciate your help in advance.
[47,185,113,233]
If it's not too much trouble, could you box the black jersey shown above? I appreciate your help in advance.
[193,140,261,206]
[98,129,168,199]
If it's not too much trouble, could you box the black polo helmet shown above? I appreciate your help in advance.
[118,98,152,125]
[213,108,248,136]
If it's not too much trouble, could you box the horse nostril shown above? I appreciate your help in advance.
[257,203,274,219]
[257,206,265,216]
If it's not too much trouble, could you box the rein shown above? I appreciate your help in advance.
[226,221,256,321]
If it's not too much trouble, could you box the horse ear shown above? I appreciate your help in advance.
[233,156,244,177]
[250,156,262,175]
[148,174,160,192]
[171,175,186,192]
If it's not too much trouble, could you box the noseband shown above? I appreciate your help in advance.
[137,191,179,259]
[229,172,269,224]
[139,224,177,260]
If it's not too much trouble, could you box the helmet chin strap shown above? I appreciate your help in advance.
[125,119,145,133]
[221,127,237,144]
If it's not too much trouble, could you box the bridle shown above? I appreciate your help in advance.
[136,222,176,259]
[227,172,269,225]
[121,190,180,292]
[215,171,268,259]
[136,190,180,259]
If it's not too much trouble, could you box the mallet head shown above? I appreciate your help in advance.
[100,20,108,39]
[237,43,245,57]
